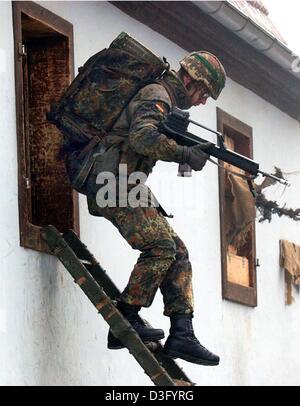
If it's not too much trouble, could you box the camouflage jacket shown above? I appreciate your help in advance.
[97,70,191,179]
[86,71,191,210]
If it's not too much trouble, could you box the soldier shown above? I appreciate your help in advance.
[86,51,226,366]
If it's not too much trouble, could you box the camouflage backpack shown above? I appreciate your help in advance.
[47,32,170,193]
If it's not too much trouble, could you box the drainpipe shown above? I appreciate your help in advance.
[193,1,300,80]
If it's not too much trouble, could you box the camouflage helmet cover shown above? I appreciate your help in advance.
[180,51,226,100]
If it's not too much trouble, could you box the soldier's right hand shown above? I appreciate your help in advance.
[175,142,213,171]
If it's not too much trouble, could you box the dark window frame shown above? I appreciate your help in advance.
[217,108,257,307]
[12,1,79,252]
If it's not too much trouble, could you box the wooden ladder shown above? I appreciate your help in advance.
[41,225,193,386]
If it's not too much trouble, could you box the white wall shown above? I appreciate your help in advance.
[0,0,299,386]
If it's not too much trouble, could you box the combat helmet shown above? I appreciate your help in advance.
[180,51,226,100]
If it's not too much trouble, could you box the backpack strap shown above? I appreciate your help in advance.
[156,71,191,110]
[155,79,177,108]
[76,135,102,159]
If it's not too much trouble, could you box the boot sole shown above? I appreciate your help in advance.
[163,348,219,366]
[108,333,165,350]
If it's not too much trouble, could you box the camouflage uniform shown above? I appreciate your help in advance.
[86,71,194,316]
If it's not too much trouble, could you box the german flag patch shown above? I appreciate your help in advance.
[155,102,166,114]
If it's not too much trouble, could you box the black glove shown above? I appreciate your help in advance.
[174,141,212,171]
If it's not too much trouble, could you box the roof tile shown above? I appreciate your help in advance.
[228,0,287,44]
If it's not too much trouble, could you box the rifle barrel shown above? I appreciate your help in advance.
[258,170,290,186]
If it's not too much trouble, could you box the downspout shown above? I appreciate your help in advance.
[193,1,300,80]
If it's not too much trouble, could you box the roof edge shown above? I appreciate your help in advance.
[193,1,300,80]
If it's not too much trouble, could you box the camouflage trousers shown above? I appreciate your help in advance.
[87,197,194,316]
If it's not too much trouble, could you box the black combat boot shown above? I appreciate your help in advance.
[107,302,165,350]
[163,314,220,366]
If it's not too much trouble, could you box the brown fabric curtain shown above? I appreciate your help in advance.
[224,173,256,249]
[280,240,300,304]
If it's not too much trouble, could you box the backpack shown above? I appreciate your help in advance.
[47,32,170,194]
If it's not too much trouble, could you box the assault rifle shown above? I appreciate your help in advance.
[159,107,289,186]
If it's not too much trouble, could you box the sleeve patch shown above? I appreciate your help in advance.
[155,102,166,114]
